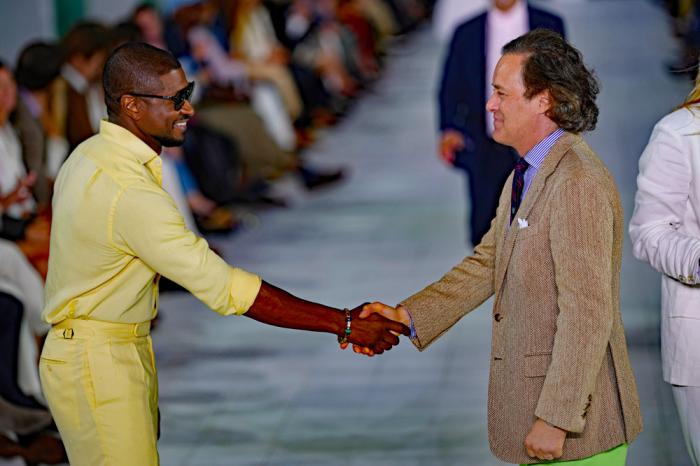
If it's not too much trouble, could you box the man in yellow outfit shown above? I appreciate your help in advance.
[39,42,408,466]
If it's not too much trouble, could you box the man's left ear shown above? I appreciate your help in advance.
[538,91,552,114]
[121,95,142,121]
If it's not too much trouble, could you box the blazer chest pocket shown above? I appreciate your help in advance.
[524,353,552,378]
[515,222,542,241]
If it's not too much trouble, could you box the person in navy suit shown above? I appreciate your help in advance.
[438,0,564,245]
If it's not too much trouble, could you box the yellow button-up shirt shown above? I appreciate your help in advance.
[43,120,261,324]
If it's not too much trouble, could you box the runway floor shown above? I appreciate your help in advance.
[155,1,694,464]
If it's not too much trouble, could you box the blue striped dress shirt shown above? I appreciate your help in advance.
[520,128,565,203]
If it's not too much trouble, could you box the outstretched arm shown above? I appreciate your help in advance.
[245,282,410,354]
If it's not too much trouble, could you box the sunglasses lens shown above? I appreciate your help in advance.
[174,82,194,110]
[175,81,194,110]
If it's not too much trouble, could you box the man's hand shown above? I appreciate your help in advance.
[341,302,411,356]
[0,171,36,210]
[438,130,465,165]
[345,304,410,354]
[244,283,409,354]
[524,418,566,461]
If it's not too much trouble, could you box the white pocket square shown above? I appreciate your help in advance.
[517,218,529,229]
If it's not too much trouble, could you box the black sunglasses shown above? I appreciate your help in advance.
[129,81,195,111]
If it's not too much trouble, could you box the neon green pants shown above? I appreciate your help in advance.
[522,443,628,466]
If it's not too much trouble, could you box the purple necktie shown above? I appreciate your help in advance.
[510,158,530,224]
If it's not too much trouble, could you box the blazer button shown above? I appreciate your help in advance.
[494,313,503,322]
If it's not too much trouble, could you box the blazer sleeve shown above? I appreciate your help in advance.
[629,119,700,285]
[535,175,615,433]
[400,211,500,351]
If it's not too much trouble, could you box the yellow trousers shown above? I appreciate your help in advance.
[39,319,159,466]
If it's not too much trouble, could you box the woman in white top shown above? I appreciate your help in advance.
[630,72,700,466]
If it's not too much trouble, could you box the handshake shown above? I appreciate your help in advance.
[338,302,412,356]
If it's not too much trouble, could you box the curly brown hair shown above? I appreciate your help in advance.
[503,28,599,133]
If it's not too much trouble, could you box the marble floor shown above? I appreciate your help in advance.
[154,1,694,465]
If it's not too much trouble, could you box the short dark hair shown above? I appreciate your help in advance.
[102,42,181,117]
[61,21,112,60]
[15,41,62,91]
[503,28,599,133]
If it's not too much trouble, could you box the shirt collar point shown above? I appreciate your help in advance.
[99,120,160,165]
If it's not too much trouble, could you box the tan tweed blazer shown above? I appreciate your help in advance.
[402,133,642,464]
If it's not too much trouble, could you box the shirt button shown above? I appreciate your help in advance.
[494,313,503,322]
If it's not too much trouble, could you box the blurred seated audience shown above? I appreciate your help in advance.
[132,2,345,199]
[0,63,37,225]
[284,0,361,100]
[163,145,239,233]
[0,61,51,278]
[0,239,66,465]
[51,22,111,153]
[230,0,304,120]
[13,42,64,208]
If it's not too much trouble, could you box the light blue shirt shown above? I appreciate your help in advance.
[520,128,565,203]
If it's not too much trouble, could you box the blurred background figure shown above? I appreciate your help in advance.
[432,0,486,43]
[0,239,66,465]
[437,0,564,246]
[663,0,700,79]
[0,63,38,226]
[51,22,111,152]
[0,61,51,279]
[13,41,64,208]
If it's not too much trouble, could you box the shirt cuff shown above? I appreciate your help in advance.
[402,306,417,339]
[228,268,262,315]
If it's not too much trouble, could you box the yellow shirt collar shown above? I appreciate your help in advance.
[99,119,159,166]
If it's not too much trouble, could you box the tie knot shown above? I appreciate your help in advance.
[515,158,529,173]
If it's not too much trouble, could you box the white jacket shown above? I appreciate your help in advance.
[630,106,700,386]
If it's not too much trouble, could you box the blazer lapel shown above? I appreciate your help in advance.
[493,133,581,295]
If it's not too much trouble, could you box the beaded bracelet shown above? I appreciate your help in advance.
[337,308,352,344]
